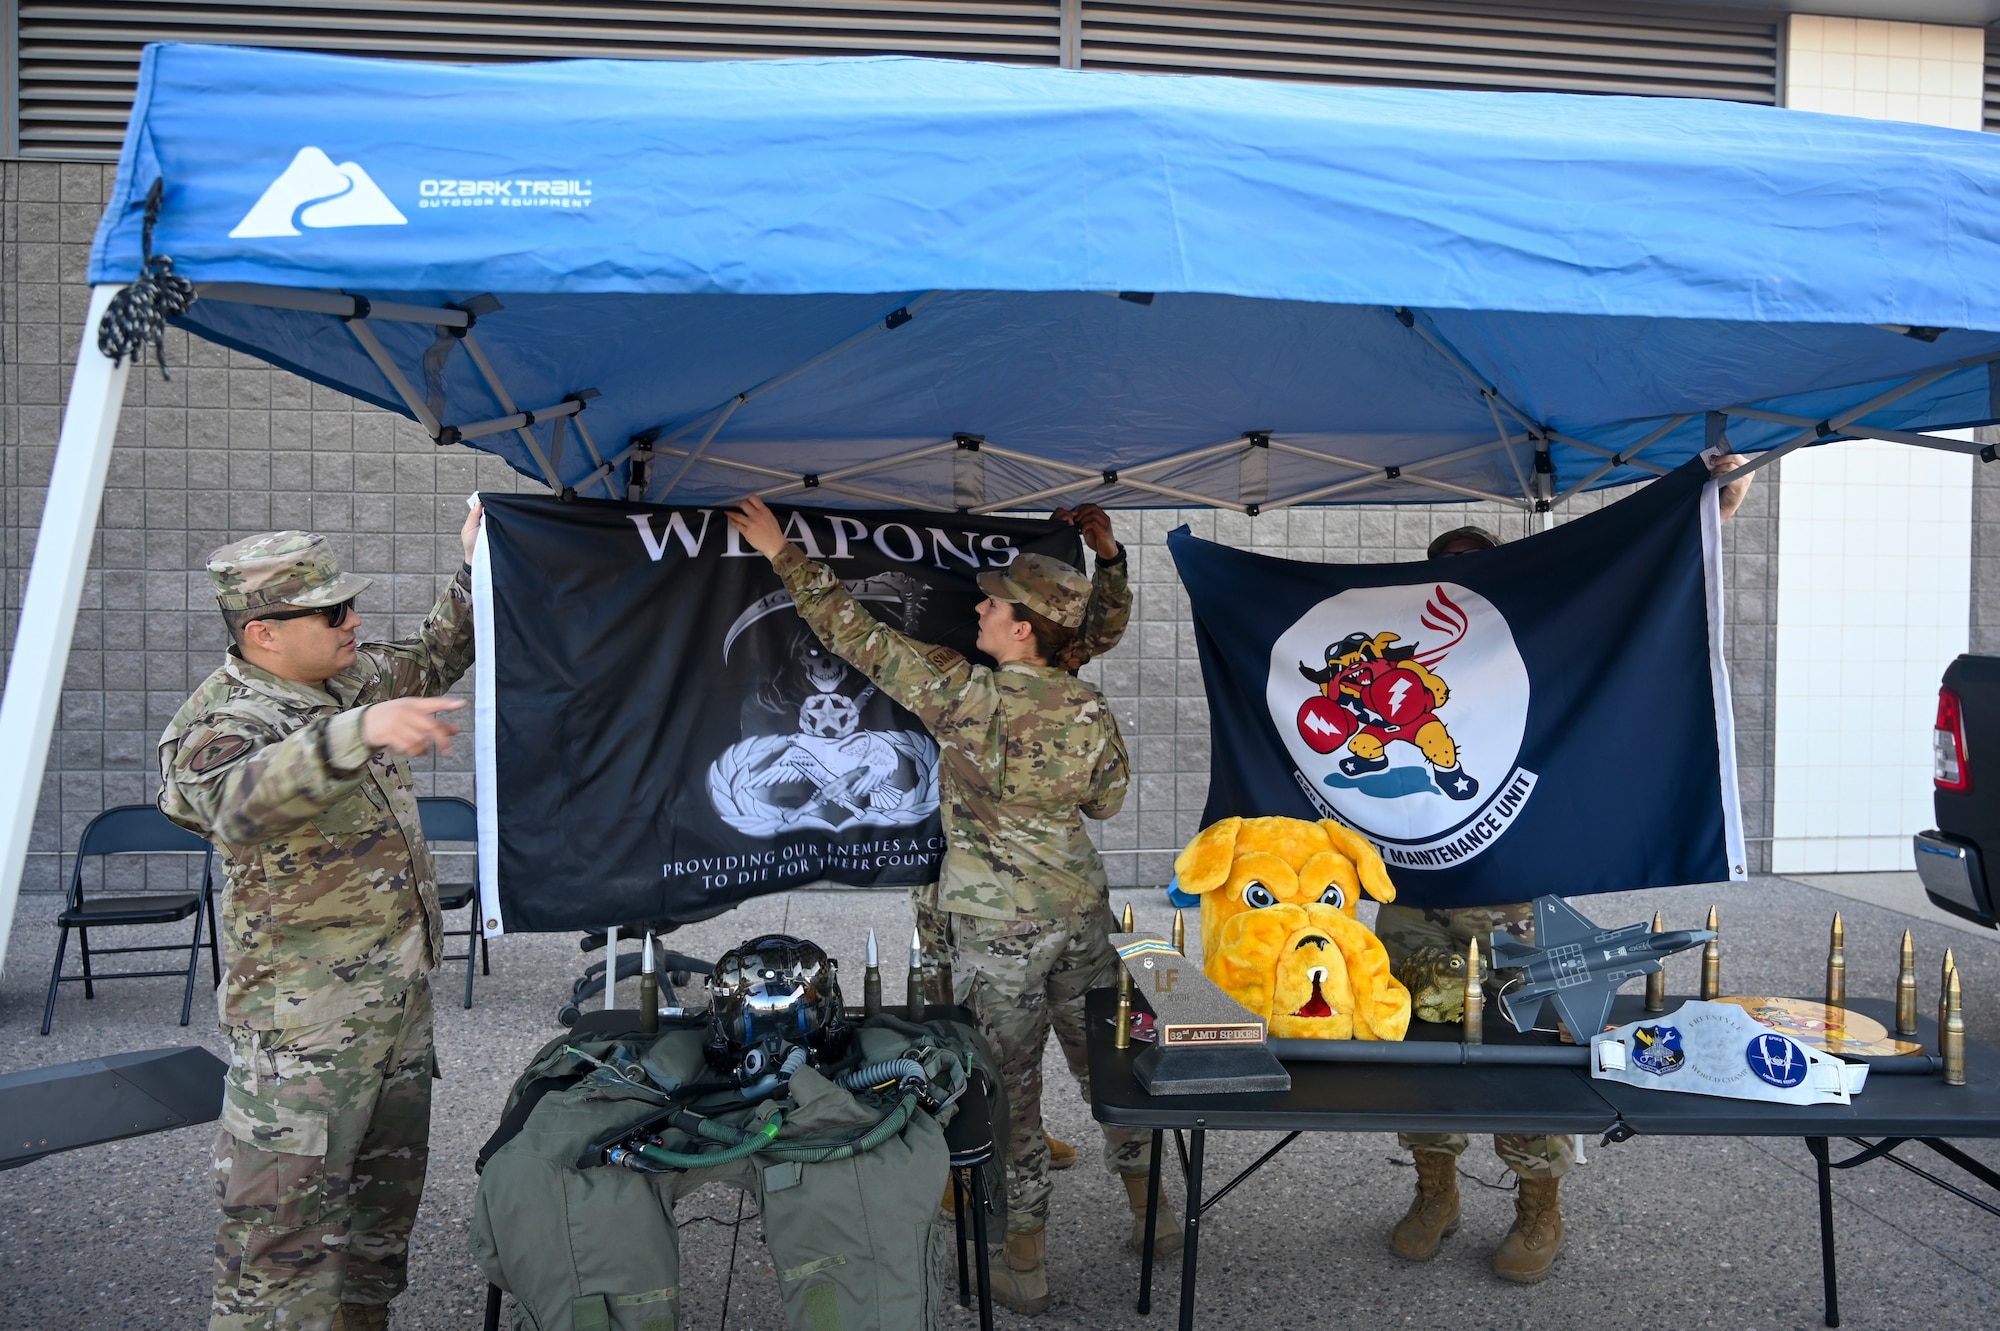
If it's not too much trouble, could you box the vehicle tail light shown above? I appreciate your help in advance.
[1936,687,1971,791]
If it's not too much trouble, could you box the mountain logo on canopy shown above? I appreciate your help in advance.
[230,147,408,239]
[1265,581,1538,870]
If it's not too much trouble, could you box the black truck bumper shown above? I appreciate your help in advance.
[1915,830,1994,927]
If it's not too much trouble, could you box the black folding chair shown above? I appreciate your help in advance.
[418,796,490,1009]
[41,805,220,1036]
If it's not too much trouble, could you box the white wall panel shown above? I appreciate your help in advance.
[1770,15,1984,875]
[1772,439,1972,873]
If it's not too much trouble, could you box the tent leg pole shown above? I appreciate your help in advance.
[0,284,131,983]
[604,924,619,1010]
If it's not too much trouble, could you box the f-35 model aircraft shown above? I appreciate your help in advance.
[1489,895,1715,1039]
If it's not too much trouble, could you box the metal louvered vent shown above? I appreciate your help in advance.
[1987,33,1999,131]
[15,0,1064,158]
[1080,0,1777,101]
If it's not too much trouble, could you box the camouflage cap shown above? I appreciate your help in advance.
[1427,525,1503,560]
[976,553,1092,630]
[206,531,372,612]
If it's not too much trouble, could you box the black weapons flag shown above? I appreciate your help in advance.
[472,495,1079,933]
[1170,460,1745,907]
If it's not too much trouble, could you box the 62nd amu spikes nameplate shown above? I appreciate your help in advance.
[1115,934,1291,1095]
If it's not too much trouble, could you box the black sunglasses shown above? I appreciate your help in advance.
[248,598,356,630]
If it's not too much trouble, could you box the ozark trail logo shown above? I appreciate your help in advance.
[1266,582,1536,871]
[230,148,408,239]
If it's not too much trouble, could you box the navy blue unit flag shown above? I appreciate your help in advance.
[1170,459,1746,907]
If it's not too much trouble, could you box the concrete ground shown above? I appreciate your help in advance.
[3,874,1999,1331]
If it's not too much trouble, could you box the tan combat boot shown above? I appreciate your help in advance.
[1389,1149,1461,1261]
[1121,1174,1184,1257]
[990,1227,1052,1316]
[1491,1176,1565,1283]
[336,1304,390,1331]
[1045,1131,1077,1171]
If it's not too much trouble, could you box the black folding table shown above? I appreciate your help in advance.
[1084,988,2000,1331]
[1589,994,2000,1329]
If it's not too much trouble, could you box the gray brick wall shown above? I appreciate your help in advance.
[3,161,1782,901]
[1723,459,1779,874]
[1973,427,2000,656]
[1,161,544,897]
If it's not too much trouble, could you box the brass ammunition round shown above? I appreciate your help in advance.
[1701,905,1721,1002]
[1825,912,1846,1012]
[1895,930,1918,1038]
[1463,938,1484,1045]
[1121,901,1135,933]
[1172,909,1186,956]
[1114,988,1133,1051]
[1940,948,1957,1049]
[1645,911,1667,1013]
[637,971,660,1034]
[1944,969,1967,1088]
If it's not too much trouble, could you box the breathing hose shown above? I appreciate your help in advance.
[835,1057,926,1091]
[607,1042,954,1172]
[632,1116,784,1169]
[762,1091,920,1164]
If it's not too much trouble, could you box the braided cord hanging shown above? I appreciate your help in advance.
[97,179,197,379]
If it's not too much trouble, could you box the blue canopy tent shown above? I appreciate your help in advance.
[2,41,1998,963]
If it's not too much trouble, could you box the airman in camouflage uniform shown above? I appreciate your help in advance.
[914,505,1129,1180]
[1374,902,1577,1180]
[1370,521,1583,1284]
[729,497,1157,1316]
[159,518,480,1331]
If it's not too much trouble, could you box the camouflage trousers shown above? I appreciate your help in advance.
[1373,902,1576,1182]
[211,974,434,1330]
[931,901,1149,1231]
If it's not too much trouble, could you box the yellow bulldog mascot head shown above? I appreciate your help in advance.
[1175,816,1411,1041]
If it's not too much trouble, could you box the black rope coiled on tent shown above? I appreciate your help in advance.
[97,179,196,379]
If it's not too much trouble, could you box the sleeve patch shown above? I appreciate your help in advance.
[924,645,965,673]
[188,734,252,774]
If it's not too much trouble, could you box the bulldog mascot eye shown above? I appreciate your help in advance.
[1172,815,1410,1042]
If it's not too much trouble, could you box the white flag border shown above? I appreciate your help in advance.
[1700,476,1750,881]
[471,495,508,937]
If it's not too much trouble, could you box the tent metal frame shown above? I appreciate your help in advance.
[0,278,1988,973]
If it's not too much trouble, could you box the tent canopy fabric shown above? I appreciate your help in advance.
[89,42,2000,512]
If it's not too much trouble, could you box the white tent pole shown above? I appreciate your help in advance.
[579,291,944,496]
[457,330,564,490]
[1550,415,1692,504]
[0,284,131,980]
[346,319,442,438]
[653,395,745,502]
[1545,429,1670,476]
[604,924,619,1011]
[1723,406,1987,456]
[1727,357,1986,483]
[1394,308,1547,439]
[1482,389,1536,505]
[569,414,621,500]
